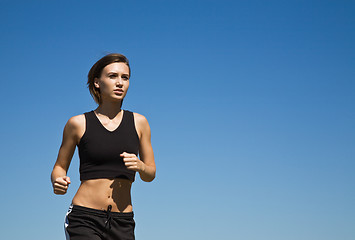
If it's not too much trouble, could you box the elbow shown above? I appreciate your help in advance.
[141,170,156,182]
[144,175,155,182]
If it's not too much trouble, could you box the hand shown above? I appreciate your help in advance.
[121,152,145,172]
[52,176,71,195]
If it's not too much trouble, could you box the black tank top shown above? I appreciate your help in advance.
[78,110,140,181]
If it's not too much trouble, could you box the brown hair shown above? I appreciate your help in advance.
[87,53,131,104]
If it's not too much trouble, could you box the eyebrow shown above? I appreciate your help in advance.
[107,72,130,77]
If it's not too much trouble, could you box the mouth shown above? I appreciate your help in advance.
[114,89,124,94]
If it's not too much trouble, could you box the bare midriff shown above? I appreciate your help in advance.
[72,178,133,213]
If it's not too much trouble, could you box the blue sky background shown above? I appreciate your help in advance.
[0,0,354,239]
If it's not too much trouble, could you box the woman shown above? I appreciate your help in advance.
[51,53,156,240]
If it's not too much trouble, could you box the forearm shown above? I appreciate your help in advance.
[138,163,156,182]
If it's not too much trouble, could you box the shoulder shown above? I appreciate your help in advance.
[131,112,151,137]
[63,114,86,143]
[132,112,149,125]
[66,114,85,130]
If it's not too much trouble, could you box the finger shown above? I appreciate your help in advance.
[123,158,137,162]
[64,176,71,184]
[54,188,67,194]
[126,166,138,170]
[125,165,138,170]
[55,177,69,186]
[120,152,128,157]
[124,161,136,166]
[54,183,68,190]
[121,152,136,158]
[54,190,66,195]
[124,161,137,166]
[54,188,66,193]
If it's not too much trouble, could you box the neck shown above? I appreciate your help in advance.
[95,101,123,119]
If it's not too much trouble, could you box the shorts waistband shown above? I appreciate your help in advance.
[70,204,134,219]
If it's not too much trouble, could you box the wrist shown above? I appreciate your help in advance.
[139,161,146,173]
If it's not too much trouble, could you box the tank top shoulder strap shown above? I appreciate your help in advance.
[122,110,134,126]
[82,110,97,133]
[122,110,139,138]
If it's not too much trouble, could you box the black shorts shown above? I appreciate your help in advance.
[64,204,135,240]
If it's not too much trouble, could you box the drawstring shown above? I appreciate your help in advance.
[104,205,113,231]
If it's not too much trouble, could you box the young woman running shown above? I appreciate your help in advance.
[51,53,156,240]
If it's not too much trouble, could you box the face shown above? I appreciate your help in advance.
[94,62,130,103]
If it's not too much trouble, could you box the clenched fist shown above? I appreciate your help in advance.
[52,176,71,195]
[121,152,145,172]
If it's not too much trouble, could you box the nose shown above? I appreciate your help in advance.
[116,76,123,86]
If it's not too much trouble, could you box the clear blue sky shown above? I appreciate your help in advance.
[0,0,354,239]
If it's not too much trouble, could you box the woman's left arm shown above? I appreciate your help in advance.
[122,113,156,182]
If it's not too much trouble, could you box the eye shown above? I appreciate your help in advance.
[109,74,117,79]
[122,75,129,80]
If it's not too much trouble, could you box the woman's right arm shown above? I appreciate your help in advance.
[51,115,83,195]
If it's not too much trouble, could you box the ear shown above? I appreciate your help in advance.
[94,77,100,89]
